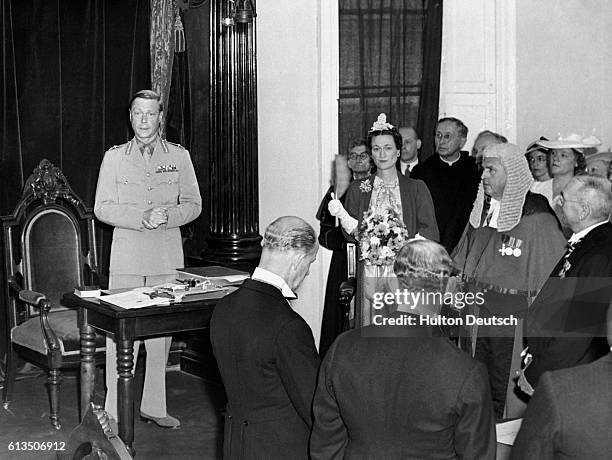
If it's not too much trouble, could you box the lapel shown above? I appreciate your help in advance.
[398,175,411,230]
[125,138,146,169]
[149,137,165,167]
[556,222,612,277]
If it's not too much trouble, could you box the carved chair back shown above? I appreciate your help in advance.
[2,159,98,329]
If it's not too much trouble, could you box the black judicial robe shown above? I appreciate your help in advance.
[316,186,350,358]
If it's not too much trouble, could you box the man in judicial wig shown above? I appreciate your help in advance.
[511,303,612,459]
[310,240,496,459]
[452,143,566,419]
[210,216,320,459]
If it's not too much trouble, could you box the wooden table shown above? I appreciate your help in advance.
[64,291,226,456]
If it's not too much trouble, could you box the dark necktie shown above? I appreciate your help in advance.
[142,143,154,161]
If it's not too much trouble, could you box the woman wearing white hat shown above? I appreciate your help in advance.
[530,134,599,236]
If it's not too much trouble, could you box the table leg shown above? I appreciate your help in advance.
[80,323,96,421]
[117,339,136,456]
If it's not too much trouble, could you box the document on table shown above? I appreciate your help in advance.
[100,287,171,309]
[496,418,523,445]
[176,266,249,286]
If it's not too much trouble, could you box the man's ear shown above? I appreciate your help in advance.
[459,137,467,150]
[416,139,422,150]
[580,203,591,222]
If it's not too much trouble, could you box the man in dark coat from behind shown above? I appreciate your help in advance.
[511,303,612,459]
[210,216,320,460]
[310,240,496,459]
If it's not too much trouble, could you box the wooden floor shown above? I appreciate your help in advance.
[0,364,225,459]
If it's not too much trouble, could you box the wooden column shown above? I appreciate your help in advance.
[201,0,261,272]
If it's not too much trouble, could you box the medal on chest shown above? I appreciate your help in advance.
[498,234,523,258]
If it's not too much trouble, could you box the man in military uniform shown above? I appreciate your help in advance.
[94,89,201,428]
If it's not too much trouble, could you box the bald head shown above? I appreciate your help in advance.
[262,216,317,254]
[260,216,319,292]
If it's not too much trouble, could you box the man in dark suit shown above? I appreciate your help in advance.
[310,240,496,459]
[411,117,480,253]
[396,126,421,175]
[210,216,320,460]
[521,174,612,393]
[310,327,496,459]
[511,304,612,459]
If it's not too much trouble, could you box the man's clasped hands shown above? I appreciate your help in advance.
[142,207,168,229]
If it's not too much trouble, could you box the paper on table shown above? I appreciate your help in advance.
[100,287,171,309]
[175,267,249,286]
[215,274,249,283]
[496,418,523,446]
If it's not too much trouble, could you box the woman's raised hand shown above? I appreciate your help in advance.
[328,199,358,234]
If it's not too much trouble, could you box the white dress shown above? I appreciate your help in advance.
[359,177,402,326]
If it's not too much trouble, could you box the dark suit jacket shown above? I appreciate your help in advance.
[411,151,479,253]
[310,327,496,459]
[343,173,439,241]
[525,222,612,386]
[511,354,612,459]
[210,279,320,459]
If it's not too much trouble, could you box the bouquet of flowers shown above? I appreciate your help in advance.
[358,208,408,266]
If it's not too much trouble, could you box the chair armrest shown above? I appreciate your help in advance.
[8,277,23,295]
[19,290,47,306]
[18,289,61,354]
[338,277,356,313]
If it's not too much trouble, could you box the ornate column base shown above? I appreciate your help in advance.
[201,234,262,273]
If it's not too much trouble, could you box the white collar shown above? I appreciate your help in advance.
[400,158,418,174]
[251,267,297,299]
[568,220,608,245]
[439,153,460,166]
[486,198,501,228]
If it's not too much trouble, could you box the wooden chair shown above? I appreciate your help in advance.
[1,159,105,429]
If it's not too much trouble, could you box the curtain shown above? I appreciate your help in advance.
[338,0,443,160]
[150,0,176,137]
[0,0,151,285]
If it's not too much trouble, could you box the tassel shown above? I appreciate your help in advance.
[174,3,186,53]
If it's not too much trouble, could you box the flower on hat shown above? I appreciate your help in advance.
[369,113,394,132]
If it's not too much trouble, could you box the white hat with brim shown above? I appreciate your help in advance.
[536,133,601,150]
[585,150,612,164]
[525,137,549,155]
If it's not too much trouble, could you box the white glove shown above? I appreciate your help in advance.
[328,199,358,234]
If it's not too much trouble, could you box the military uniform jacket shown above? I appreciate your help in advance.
[94,137,202,275]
